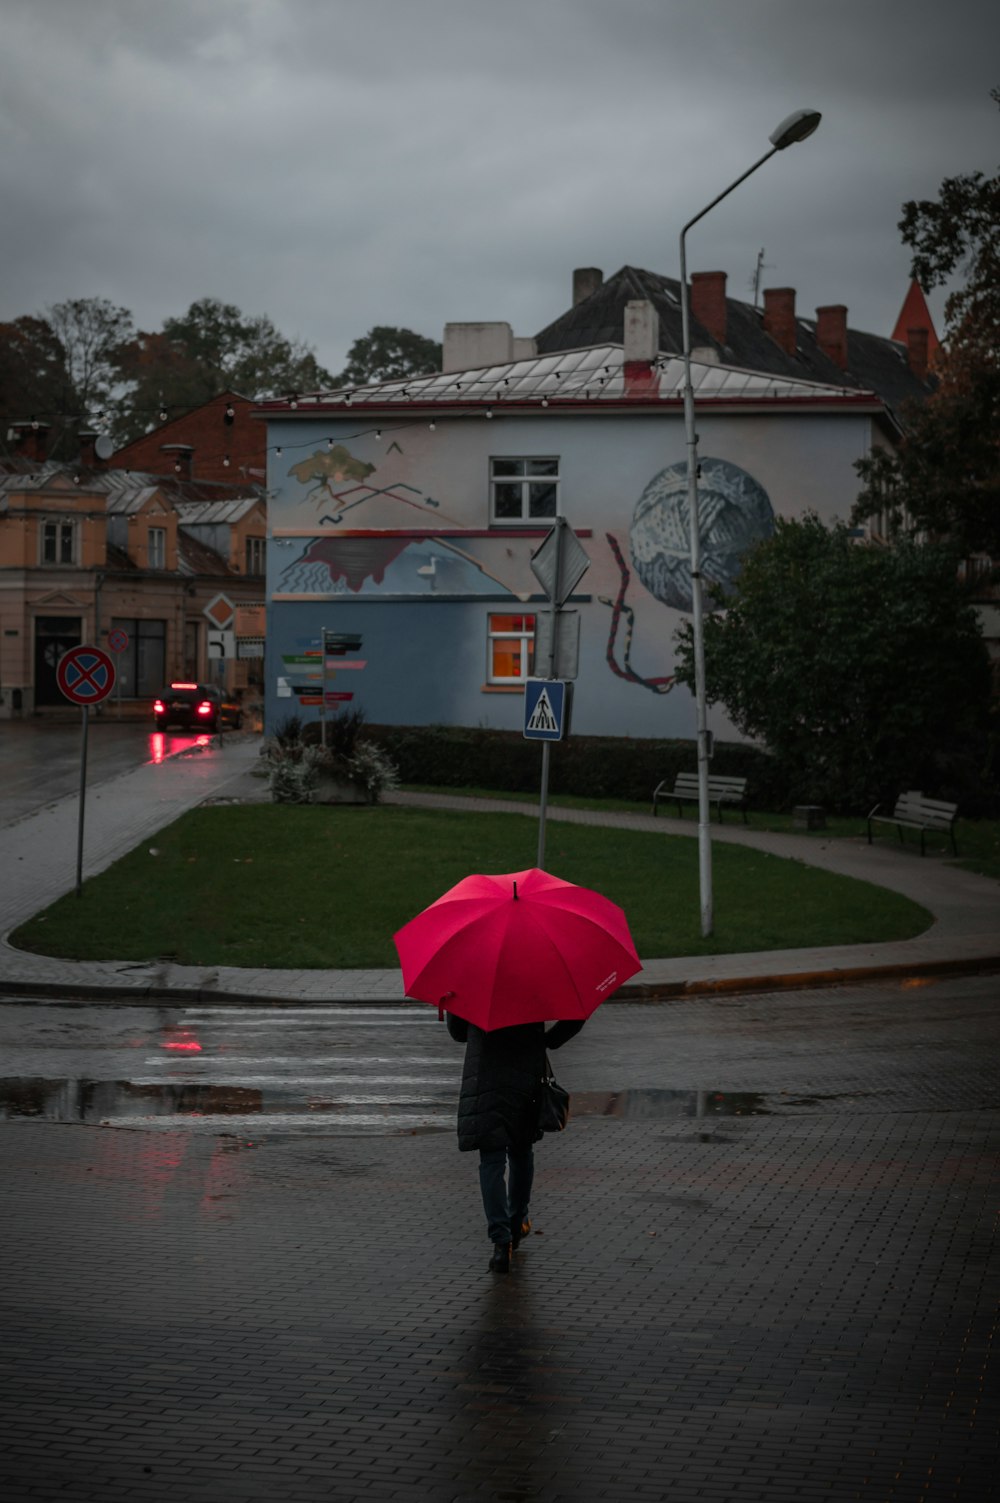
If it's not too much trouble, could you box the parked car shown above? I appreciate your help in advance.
[152,683,243,733]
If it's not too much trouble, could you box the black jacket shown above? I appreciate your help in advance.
[446,1014,584,1152]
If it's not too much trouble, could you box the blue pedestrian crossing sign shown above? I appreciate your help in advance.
[523,679,567,741]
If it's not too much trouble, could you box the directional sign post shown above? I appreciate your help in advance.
[527,517,590,868]
[56,645,116,898]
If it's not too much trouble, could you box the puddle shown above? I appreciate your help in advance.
[0,1076,457,1132]
[0,1078,770,1132]
[572,1090,769,1120]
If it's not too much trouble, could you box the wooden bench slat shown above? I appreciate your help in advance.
[867,791,958,855]
[652,773,748,823]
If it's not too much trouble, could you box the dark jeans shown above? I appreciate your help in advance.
[478,1147,534,1245]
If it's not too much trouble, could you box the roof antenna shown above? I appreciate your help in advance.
[750,248,774,310]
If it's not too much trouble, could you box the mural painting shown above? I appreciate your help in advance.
[267,424,780,736]
[599,457,775,696]
[630,457,775,612]
[273,440,535,601]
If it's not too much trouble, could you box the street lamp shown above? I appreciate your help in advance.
[679,108,821,938]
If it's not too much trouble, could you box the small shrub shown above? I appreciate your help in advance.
[347,741,400,803]
[269,758,317,803]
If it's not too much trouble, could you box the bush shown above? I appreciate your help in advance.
[675,517,995,813]
[261,709,399,804]
[365,723,785,808]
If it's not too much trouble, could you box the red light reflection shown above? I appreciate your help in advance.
[150,732,167,765]
[160,1025,203,1053]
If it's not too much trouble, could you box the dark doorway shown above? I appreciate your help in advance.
[34,617,82,705]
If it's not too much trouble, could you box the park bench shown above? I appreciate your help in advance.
[652,772,748,823]
[866,791,959,856]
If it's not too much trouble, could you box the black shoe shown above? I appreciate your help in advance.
[510,1217,531,1251]
[489,1241,512,1273]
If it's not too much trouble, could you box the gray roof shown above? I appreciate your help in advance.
[257,342,881,414]
[535,266,933,416]
[0,462,263,509]
[174,497,263,525]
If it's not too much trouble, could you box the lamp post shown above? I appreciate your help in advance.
[679,108,821,938]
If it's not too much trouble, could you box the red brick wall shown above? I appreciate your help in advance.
[112,392,265,484]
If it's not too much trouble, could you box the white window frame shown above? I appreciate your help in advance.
[148,526,166,570]
[487,612,536,685]
[40,518,77,566]
[489,456,560,524]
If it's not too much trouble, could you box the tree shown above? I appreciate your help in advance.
[338,326,442,386]
[674,516,992,811]
[0,315,80,459]
[46,296,134,423]
[853,93,1000,554]
[115,298,334,439]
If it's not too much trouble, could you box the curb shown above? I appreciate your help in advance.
[2,952,999,1007]
[616,953,1000,1000]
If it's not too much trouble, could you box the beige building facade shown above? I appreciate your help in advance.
[0,463,267,718]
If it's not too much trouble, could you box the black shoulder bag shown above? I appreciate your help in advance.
[538,1052,570,1133]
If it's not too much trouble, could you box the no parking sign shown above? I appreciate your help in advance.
[55,645,116,898]
[56,645,116,706]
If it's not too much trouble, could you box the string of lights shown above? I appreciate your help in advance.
[3,350,817,480]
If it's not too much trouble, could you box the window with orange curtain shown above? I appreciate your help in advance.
[487,613,536,683]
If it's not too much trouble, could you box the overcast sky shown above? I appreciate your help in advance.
[2,0,997,380]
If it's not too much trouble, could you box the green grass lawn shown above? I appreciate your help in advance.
[11,804,931,969]
[402,784,1000,877]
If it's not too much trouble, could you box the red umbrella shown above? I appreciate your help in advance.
[393,867,642,1030]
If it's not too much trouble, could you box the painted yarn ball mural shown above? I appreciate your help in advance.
[630,457,775,612]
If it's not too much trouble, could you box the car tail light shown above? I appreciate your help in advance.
[153,699,165,713]
[170,683,198,690]
[197,701,214,716]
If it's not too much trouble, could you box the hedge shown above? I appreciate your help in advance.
[363,723,786,809]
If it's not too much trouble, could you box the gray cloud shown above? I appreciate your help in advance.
[1,0,997,379]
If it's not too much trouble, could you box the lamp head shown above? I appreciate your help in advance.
[769,109,822,149]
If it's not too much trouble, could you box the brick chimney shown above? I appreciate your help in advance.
[816,305,849,369]
[78,431,99,467]
[762,288,797,356]
[8,421,49,464]
[906,327,929,381]
[162,443,194,479]
[573,267,603,305]
[690,271,727,345]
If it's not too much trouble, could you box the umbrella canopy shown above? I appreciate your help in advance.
[393,867,642,1030]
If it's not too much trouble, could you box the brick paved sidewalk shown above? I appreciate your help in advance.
[2,1099,997,1501]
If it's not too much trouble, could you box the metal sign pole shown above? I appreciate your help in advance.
[535,521,564,869]
[536,741,551,868]
[75,705,89,899]
[321,630,328,748]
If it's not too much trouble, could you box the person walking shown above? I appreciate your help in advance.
[446,1013,584,1273]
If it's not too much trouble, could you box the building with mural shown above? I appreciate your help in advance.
[256,299,900,741]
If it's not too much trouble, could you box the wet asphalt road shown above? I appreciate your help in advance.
[2,974,998,1135]
[0,719,216,826]
[2,977,998,1501]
